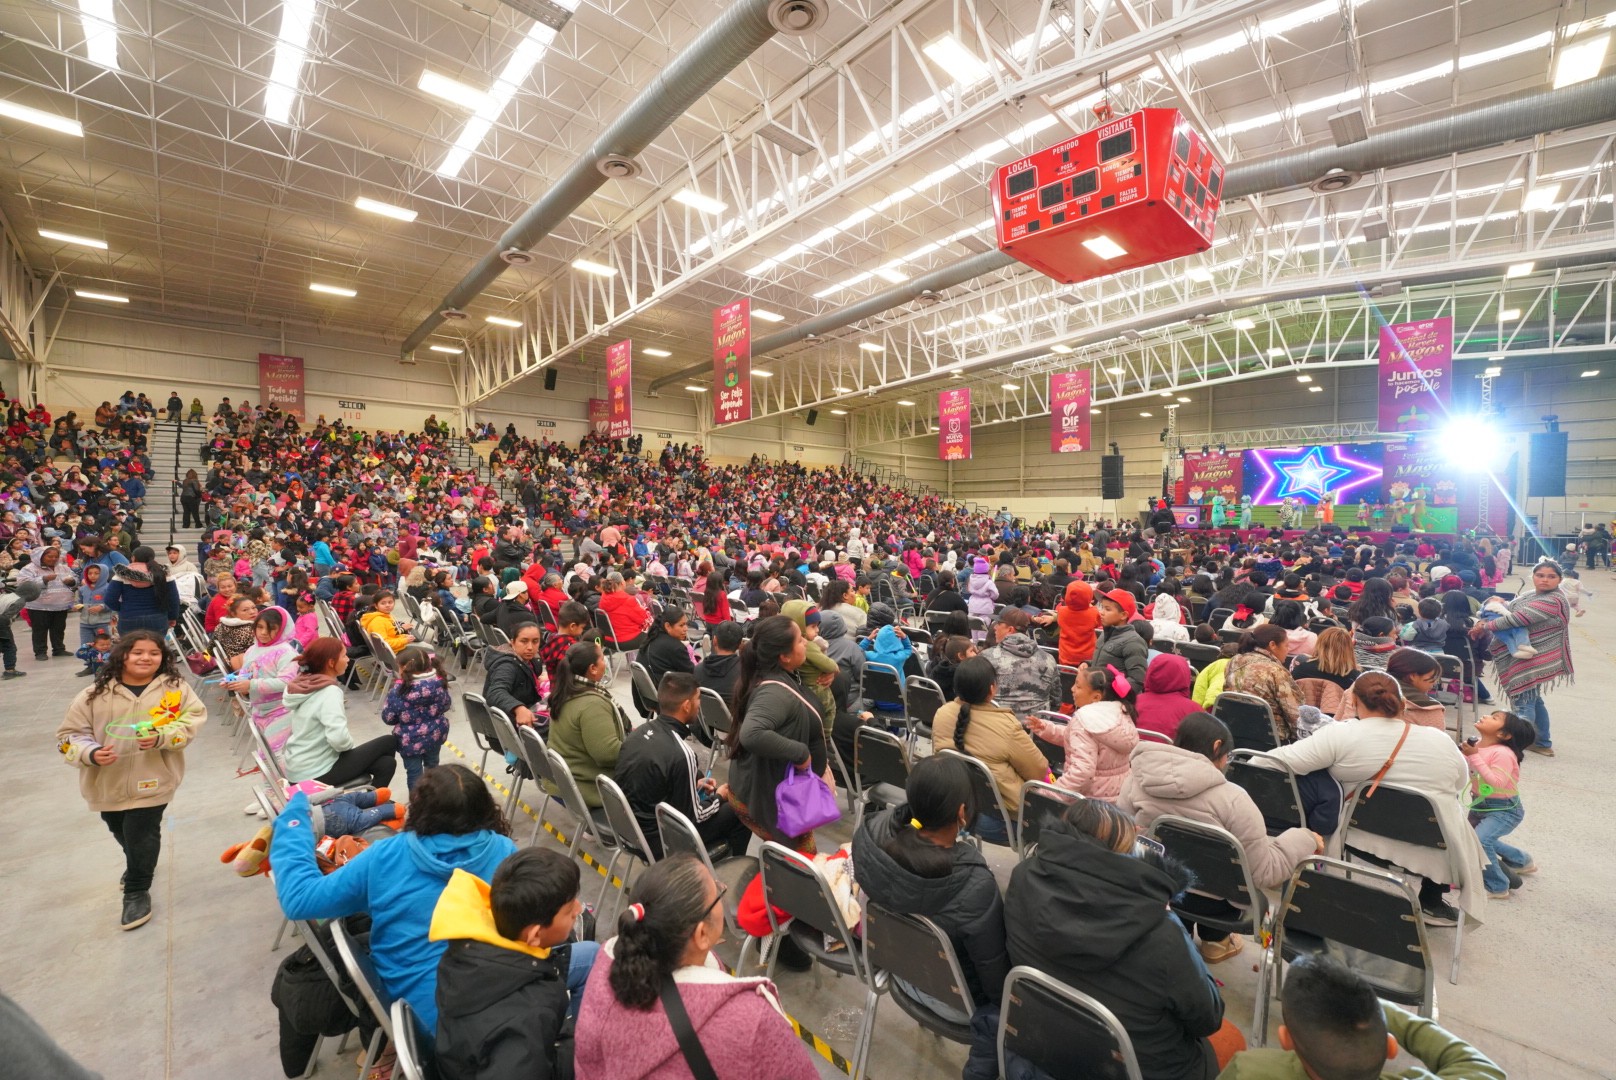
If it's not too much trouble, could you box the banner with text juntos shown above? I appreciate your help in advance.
[1377,316,1452,433]
[1049,371,1091,453]
[712,299,752,424]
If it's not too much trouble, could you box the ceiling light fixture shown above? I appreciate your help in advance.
[1522,184,1561,212]
[684,384,708,392]
[1090,407,1102,414]
[897,399,915,406]
[1483,365,1502,376]
[1499,307,1522,320]
[873,266,909,284]
[833,385,853,394]
[1177,396,1192,403]
[1106,366,1125,375]
[436,11,573,177]
[751,307,786,323]
[1297,374,1313,383]
[263,0,319,123]
[485,315,522,327]
[830,408,848,415]
[74,289,128,303]
[1505,261,1534,278]
[859,342,885,352]
[417,70,492,111]
[673,189,728,214]
[429,344,463,354]
[309,283,357,297]
[755,120,814,155]
[1232,317,1257,330]
[0,100,84,137]
[980,312,1007,325]
[1050,344,1073,354]
[1082,235,1128,260]
[922,33,991,84]
[1159,391,1174,398]
[642,347,672,357]
[1188,267,1213,282]
[1309,385,1325,392]
[571,259,617,277]
[38,228,106,250]
[1003,383,1021,391]
[1139,410,1153,417]
[355,196,417,222]
[78,0,120,69]
[752,369,774,378]
[1554,34,1610,87]
[1581,369,1600,377]
[1268,347,1286,357]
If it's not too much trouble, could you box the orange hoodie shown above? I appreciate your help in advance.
[1057,580,1102,666]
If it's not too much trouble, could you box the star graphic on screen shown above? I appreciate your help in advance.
[1275,446,1352,499]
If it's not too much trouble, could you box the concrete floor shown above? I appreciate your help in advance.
[3,578,1613,1080]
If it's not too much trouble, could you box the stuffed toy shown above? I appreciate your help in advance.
[221,825,273,877]
[222,788,404,878]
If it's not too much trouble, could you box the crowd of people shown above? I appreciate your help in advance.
[3,383,1551,1080]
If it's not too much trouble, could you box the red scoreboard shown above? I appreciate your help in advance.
[992,108,1224,284]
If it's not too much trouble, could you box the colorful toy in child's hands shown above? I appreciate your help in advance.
[220,825,273,877]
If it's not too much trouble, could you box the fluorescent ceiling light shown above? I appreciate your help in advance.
[1268,347,1286,357]
[1308,385,1325,392]
[1581,369,1600,377]
[1296,374,1312,383]
[751,308,786,323]
[859,342,884,353]
[832,385,853,394]
[1139,411,1153,417]
[1554,34,1609,87]
[355,196,417,222]
[642,347,672,357]
[830,408,848,415]
[897,399,915,406]
[38,228,106,250]
[873,266,908,284]
[418,70,493,111]
[263,0,319,124]
[1177,396,1192,403]
[1188,268,1213,282]
[436,15,568,177]
[1522,184,1561,212]
[1232,317,1257,330]
[1106,366,1124,375]
[1483,366,1502,376]
[1082,236,1128,260]
[429,344,463,354]
[571,259,616,277]
[1050,344,1073,354]
[0,100,83,137]
[980,312,1007,325]
[1003,383,1021,391]
[752,369,774,378]
[922,34,992,84]
[1505,262,1534,278]
[1158,391,1174,398]
[78,0,120,69]
[1090,407,1102,414]
[309,283,356,297]
[684,385,708,392]
[486,315,522,327]
[74,289,128,303]
[756,120,814,155]
[673,189,728,214]
[1499,308,1522,320]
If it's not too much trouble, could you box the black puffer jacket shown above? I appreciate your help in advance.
[1005,822,1223,1080]
[435,938,572,1080]
[852,804,1009,1008]
[482,649,547,722]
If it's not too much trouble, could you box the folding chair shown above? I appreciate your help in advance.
[861,662,908,730]
[998,966,1144,1080]
[593,609,626,682]
[534,597,557,627]
[594,775,658,920]
[483,700,530,817]
[518,726,558,845]
[1137,728,1173,744]
[938,748,1015,849]
[1176,641,1223,671]
[1341,782,1471,984]
[759,842,880,1079]
[1213,691,1283,751]
[629,660,660,718]
[1431,652,1473,741]
[329,920,396,1078]
[1225,749,1307,835]
[904,675,945,751]
[696,687,733,769]
[543,747,620,905]
[460,691,503,776]
[862,902,974,1050]
[852,726,910,831]
[655,802,759,961]
[389,999,430,1080]
[1257,857,1437,1043]
[364,631,402,702]
[1016,779,1078,859]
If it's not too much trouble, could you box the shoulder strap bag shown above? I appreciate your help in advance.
[1360,719,1412,800]
[659,976,720,1080]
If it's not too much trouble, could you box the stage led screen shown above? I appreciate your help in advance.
[1243,443,1383,506]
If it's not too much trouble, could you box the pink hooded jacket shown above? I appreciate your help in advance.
[1054,699,1139,801]
[575,941,819,1080]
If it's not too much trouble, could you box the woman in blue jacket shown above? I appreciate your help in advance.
[103,547,181,635]
[272,764,517,1036]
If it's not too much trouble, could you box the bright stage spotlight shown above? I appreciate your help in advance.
[1441,415,1506,471]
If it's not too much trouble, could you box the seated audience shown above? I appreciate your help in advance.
[1222,625,1304,742]
[282,637,398,786]
[1135,652,1201,740]
[930,656,1049,842]
[545,640,621,808]
[693,620,744,703]
[979,608,1060,722]
[1032,666,1140,800]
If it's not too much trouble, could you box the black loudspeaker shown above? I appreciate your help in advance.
[806,408,818,426]
[1101,455,1125,500]
[1528,432,1569,497]
[543,368,558,391]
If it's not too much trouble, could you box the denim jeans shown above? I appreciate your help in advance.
[1509,686,1551,748]
[563,941,599,1019]
[895,976,972,1025]
[972,812,1011,845]
[1473,797,1530,893]
[402,745,442,793]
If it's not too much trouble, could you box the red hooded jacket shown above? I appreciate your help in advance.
[1056,581,1102,666]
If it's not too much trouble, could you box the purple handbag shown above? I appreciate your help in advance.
[775,763,840,837]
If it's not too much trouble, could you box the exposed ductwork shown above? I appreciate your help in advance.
[648,72,1616,393]
[400,0,827,357]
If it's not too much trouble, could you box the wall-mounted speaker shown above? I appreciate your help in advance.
[1101,454,1125,500]
[543,368,558,391]
[806,408,818,426]
[1528,431,1568,497]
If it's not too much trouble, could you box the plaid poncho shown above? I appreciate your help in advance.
[1487,588,1574,697]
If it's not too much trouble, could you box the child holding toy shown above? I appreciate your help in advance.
[1462,710,1537,898]
[74,628,114,677]
[382,650,453,793]
[228,607,302,758]
[56,630,207,931]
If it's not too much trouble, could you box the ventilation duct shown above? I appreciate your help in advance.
[400,0,826,356]
[648,73,1616,393]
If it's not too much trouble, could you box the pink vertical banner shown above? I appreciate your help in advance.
[712,299,752,424]
[1377,316,1453,432]
[588,398,610,435]
[606,339,633,439]
[1049,371,1091,453]
[938,387,972,461]
[258,353,305,420]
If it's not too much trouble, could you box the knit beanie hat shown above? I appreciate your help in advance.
[972,557,990,574]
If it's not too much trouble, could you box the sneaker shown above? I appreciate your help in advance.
[244,801,266,817]
[773,933,814,972]
[1526,745,1556,757]
[1504,866,1524,890]
[0,670,25,680]
[34,654,48,662]
[1510,645,1538,659]
[120,891,153,931]
[75,667,95,677]
[1420,900,1460,926]
[1197,934,1245,964]
[1486,889,1511,900]
[1503,858,1538,875]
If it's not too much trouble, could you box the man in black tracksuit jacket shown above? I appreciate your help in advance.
[613,673,754,860]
